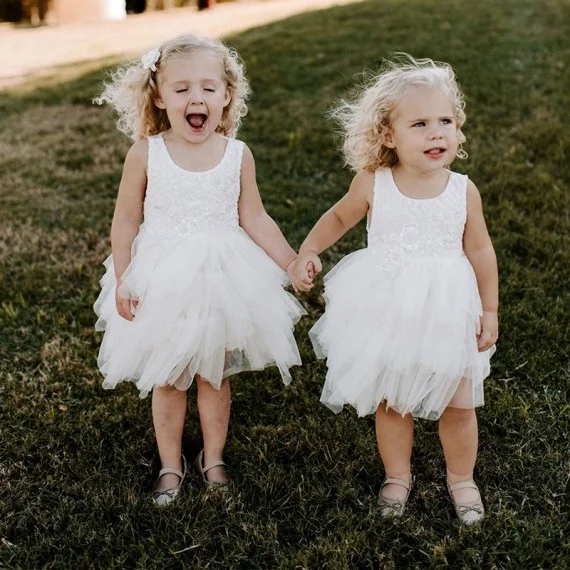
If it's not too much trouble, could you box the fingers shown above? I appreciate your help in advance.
[117,298,136,321]
[292,265,313,292]
[477,330,498,352]
[312,257,323,275]
[307,261,315,280]
[291,254,321,294]
[295,271,313,292]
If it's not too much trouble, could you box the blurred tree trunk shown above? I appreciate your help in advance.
[26,0,50,24]
[2,0,50,23]
[197,0,215,10]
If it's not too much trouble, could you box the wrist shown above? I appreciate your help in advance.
[285,257,297,272]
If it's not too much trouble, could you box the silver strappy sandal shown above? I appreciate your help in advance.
[194,449,229,488]
[378,475,414,517]
[152,455,187,506]
[447,479,485,525]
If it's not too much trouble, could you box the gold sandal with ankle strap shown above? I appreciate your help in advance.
[194,449,229,488]
[447,480,485,525]
[152,455,187,507]
[378,475,414,517]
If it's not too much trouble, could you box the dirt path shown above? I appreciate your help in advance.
[2,0,362,88]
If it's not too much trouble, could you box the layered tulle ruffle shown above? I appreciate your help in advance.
[95,228,305,397]
[310,250,494,420]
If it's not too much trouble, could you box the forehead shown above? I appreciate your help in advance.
[161,50,225,83]
[393,87,454,119]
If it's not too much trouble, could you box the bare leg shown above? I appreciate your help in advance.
[152,384,187,491]
[196,375,231,483]
[439,406,479,503]
[375,402,414,500]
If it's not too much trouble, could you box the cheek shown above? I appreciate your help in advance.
[405,131,423,146]
[211,96,227,114]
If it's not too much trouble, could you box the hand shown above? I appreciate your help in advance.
[115,284,138,321]
[477,311,498,351]
[287,258,316,286]
[291,251,322,293]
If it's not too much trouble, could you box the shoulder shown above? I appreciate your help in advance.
[348,169,375,199]
[122,139,149,171]
[237,140,254,170]
[465,177,481,201]
[464,177,484,216]
[234,138,250,157]
[127,138,149,162]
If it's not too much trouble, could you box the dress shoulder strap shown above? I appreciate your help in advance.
[226,137,245,166]
[372,167,394,204]
[223,137,245,181]
[146,134,167,181]
[446,170,469,224]
[367,167,392,232]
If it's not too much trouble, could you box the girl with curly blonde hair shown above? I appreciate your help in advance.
[94,33,305,505]
[292,55,498,525]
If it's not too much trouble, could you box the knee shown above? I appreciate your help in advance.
[440,406,475,425]
[196,376,228,392]
[154,383,179,393]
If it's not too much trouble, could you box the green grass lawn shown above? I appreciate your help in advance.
[1,0,569,567]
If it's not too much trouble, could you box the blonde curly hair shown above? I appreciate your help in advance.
[95,33,251,141]
[330,54,467,173]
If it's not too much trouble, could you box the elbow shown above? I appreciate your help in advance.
[465,244,496,264]
[330,209,349,232]
[240,210,268,234]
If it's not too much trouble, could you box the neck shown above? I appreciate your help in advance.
[392,163,447,182]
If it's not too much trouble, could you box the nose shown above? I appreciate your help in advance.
[189,87,204,104]
[428,127,443,140]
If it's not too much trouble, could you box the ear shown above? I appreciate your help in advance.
[154,95,166,110]
[383,127,396,148]
[223,86,232,107]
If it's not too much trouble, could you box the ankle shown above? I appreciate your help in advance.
[446,469,474,486]
[386,471,412,481]
[203,448,225,465]
[160,456,182,472]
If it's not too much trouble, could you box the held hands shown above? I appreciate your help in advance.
[115,284,138,321]
[290,251,322,293]
[477,311,498,352]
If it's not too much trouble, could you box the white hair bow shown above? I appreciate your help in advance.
[141,48,161,72]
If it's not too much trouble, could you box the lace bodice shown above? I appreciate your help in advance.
[368,168,467,275]
[140,134,244,240]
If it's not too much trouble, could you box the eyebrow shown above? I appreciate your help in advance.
[406,115,454,123]
[169,78,221,86]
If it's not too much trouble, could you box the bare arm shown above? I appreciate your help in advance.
[463,179,499,350]
[292,171,373,291]
[238,145,297,274]
[111,140,147,280]
[110,140,147,320]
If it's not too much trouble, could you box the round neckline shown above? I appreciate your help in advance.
[159,133,230,174]
[388,168,452,202]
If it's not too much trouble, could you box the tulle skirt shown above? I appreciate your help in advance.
[310,250,495,420]
[94,228,305,397]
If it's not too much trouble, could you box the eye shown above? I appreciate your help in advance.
[412,121,426,127]
[175,89,188,93]
[441,118,453,125]
[203,88,216,92]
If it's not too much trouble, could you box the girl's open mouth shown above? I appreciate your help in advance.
[186,113,208,132]
[425,148,446,158]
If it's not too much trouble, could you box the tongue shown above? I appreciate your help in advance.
[189,115,206,128]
